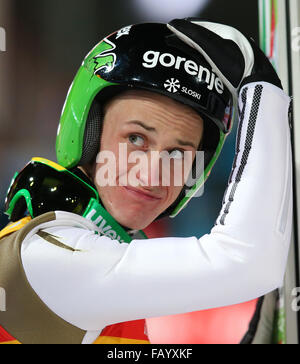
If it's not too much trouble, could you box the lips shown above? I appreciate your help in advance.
[123,186,162,201]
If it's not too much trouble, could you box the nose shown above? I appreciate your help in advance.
[149,151,164,187]
[137,151,184,188]
[128,149,188,189]
[133,151,163,188]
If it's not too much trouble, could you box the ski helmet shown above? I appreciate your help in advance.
[56,22,234,218]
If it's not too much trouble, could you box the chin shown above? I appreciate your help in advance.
[116,212,154,231]
[99,188,163,230]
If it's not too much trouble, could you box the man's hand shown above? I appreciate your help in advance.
[167,19,283,95]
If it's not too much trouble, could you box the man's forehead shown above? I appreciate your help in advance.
[106,89,203,121]
[102,89,204,149]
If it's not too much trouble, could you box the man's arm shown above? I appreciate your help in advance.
[21,23,293,332]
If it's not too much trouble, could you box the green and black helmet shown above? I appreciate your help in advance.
[56,22,234,218]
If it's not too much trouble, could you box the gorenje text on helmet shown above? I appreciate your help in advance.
[142,50,224,94]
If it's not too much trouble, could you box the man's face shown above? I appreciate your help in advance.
[94,90,204,230]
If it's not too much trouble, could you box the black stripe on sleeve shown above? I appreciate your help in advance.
[219,84,263,226]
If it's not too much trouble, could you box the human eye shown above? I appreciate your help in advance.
[128,134,145,148]
[169,149,185,160]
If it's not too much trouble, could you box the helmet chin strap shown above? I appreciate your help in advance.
[84,198,147,242]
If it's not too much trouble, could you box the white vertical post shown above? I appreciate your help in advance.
[259,0,299,344]
[277,0,299,345]
[288,0,300,344]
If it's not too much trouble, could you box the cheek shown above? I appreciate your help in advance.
[96,140,127,180]
[164,185,184,209]
[166,158,190,188]
[163,160,191,206]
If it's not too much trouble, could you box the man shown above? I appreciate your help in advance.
[0,19,293,344]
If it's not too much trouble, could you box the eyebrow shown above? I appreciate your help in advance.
[126,120,198,150]
[176,139,198,150]
[126,120,157,133]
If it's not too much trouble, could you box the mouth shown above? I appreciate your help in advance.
[122,186,162,202]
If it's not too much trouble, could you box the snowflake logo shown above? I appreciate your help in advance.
[164,78,181,93]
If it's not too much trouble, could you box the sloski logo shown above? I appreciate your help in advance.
[164,78,181,93]
[86,38,117,74]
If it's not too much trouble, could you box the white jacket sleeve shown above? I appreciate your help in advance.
[21,82,293,332]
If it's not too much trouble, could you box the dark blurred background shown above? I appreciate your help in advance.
[0,0,259,235]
